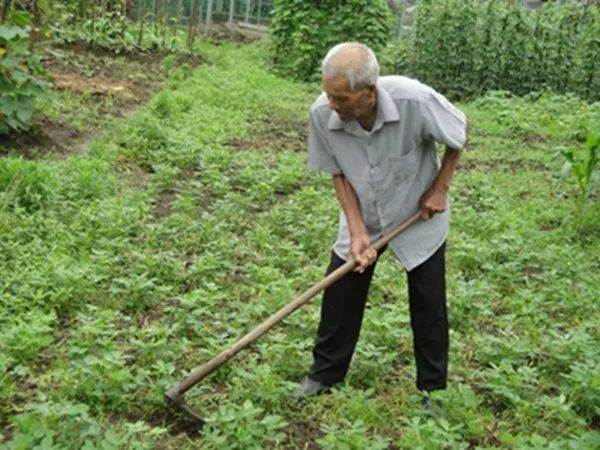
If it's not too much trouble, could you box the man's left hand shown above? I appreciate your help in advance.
[420,187,447,220]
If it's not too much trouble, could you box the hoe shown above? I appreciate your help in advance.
[164,212,421,424]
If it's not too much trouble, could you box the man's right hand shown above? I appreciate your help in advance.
[350,233,377,273]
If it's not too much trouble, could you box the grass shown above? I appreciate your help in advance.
[0,41,599,448]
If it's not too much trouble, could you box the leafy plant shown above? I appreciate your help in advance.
[0,157,57,212]
[0,309,56,372]
[270,0,393,81]
[1,400,160,450]
[559,124,599,227]
[49,1,186,53]
[317,419,390,450]
[202,400,288,449]
[562,359,600,422]
[0,10,47,133]
[400,0,598,101]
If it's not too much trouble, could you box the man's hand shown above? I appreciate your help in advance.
[350,233,377,273]
[420,186,448,220]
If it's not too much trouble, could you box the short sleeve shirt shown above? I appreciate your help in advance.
[308,76,467,271]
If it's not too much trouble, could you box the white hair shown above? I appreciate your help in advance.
[322,42,380,91]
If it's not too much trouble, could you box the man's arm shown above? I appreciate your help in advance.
[421,116,469,220]
[420,146,461,219]
[332,174,377,272]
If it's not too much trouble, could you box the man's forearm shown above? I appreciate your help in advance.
[432,146,462,193]
[332,174,367,238]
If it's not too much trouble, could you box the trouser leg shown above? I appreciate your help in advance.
[407,242,448,392]
[308,248,384,385]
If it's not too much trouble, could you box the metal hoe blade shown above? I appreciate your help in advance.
[164,388,205,424]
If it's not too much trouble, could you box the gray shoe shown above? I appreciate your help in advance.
[291,377,332,400]
[422,393,433,414]
[421,391,443,418]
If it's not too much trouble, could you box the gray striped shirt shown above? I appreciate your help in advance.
[308,76,467,270]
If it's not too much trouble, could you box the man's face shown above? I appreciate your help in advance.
[323,76,376,122]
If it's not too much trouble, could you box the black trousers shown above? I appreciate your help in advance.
[308,242,448,392]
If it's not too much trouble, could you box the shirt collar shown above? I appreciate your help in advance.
[327,81,400,133]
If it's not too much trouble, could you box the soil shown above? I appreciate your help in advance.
[1,23,263,159]
[151,165,204,219]
[1,41,202,158]
[281,419,322,449]
[227,115,308,154]
[458,158,549,172]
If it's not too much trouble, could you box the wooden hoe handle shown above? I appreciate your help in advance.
[164,212,421,422]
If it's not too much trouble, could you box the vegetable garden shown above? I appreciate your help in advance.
[1,0,599,448]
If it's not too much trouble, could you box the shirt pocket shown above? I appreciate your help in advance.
[388,143,421,183]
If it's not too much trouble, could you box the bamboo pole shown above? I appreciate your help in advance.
[187,0,200,50]
[227,0,234,26]
[244,0,251,23]
[152,0,157,34]
[29,0,41,50]
[205,0,213,33]
[171,0,183,46]
[0,0,10,24]
[90,0,97,45]
[77,0,86,21]
[119,0,127,40]
[138,0,146,47]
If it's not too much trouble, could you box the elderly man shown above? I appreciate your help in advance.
[293,42,468,409]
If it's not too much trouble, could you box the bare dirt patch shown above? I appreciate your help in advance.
[521,132,550,144]
[154,190,178,219]
[458,158,549,172]
[49,71,141,98]
[227,116,307,153]
[282,419,322,449]
[203,23,263,44]
[1,42,202,159]
[151,165,204,220]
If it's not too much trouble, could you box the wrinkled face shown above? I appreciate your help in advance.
[323,76,376,122]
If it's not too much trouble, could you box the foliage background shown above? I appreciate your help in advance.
[270,0,393,81]
[393,0,600,101]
